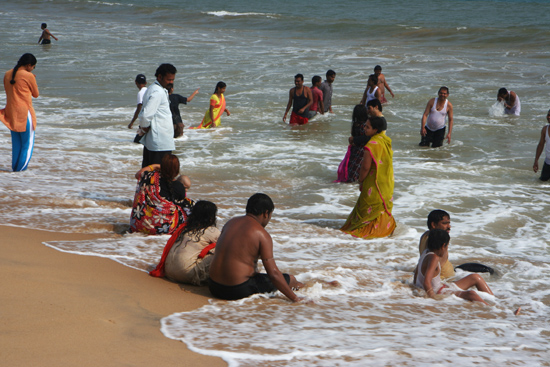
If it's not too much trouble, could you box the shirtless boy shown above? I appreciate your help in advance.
[374,65,394,104]
[533,109,550,181]
[283,74,313,125]
[38,23,58,45]
[419,86,454,147]
[208,193,303,302]
[418,210,454,280]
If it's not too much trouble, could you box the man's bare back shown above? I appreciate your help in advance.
[209,214,269,285]
[208,194,302,302]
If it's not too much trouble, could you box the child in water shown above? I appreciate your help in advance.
[413,229,494,304]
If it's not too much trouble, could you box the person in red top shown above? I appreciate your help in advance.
[0,53,39,172]
[307,75,325,119]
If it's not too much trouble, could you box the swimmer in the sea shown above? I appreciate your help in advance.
[497,88,521,116]
[373,65,394,104]
[38,23,58,45]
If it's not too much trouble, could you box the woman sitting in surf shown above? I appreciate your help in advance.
[414,229,494,304]
[150,200,220,286]
[130,154,194,235]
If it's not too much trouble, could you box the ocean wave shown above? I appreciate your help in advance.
[205,10,279,19]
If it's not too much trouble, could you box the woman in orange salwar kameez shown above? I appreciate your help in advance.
[195,82,230,129]
[341,115,395,239]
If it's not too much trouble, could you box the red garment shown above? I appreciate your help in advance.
[198,242,216,259]
[149,223,187,277]
[289,112,308,125]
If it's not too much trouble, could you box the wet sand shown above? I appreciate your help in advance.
[0,225,226,367]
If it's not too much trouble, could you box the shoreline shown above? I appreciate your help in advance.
[0,225,226,367]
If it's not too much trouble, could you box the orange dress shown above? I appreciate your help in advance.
[0,69,39,132]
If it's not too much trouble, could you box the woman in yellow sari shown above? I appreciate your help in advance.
[341,104,395,239]
[195,81,230,129]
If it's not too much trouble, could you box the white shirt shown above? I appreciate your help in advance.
[137,86,147,105]
[138,81,175,152]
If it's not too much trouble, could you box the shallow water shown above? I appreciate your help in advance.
[2,0,550,365]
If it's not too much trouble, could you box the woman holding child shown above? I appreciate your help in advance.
[130,154,194,235]
[341,104,395,239]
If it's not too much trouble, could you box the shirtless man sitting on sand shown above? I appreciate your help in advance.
[208,193,303,302]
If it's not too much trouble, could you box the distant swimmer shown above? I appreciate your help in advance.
[319,69,336,113]
[374,65,394,104]
[0,53,39,172]
[419,86,454,148]
[283,73,312,125]
[414,229,494,304]
[128,74,147,143]
[38,23,58,45]
[359,74,380,106]
[194,82,229,129]
[533,109,550,181]
[307,75,324,119]
[497,88,521,116]
[208,193,304,302]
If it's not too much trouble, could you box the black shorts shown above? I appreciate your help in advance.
[208,273,291,301]
[419,127,446,148]
[41,39,51,45]
[141,147,171,168]
[540,162,550,181]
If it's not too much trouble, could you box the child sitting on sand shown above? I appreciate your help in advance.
[413,229,494,304]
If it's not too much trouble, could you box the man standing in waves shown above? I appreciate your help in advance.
[138,63,177,167]
[419,86,454,148]
[283,74,312,125]
[319,69,336,113]
[208,193,303,302]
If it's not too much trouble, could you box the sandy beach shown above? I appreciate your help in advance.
[0,225,226,367]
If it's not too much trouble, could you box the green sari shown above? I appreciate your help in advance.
[341,131,395,239]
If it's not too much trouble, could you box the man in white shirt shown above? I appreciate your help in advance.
[419,86,454,148]
[138,63,177,167]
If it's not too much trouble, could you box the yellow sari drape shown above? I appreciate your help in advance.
[195,93,225,129]
[341,131,395,239]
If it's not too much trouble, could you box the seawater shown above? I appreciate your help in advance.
[1,0,550,365]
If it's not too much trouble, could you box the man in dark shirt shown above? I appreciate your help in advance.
[168,86,199,138]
